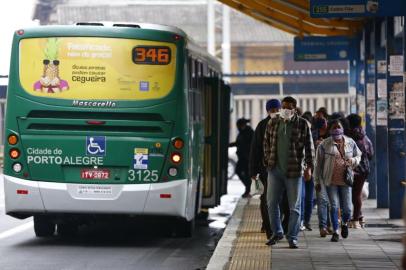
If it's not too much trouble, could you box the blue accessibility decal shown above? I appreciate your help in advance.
[86,136,106,156]
[139,81,150,91]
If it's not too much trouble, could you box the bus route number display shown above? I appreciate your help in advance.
[132,46,171,65]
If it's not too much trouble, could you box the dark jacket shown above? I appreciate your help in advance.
[230,125,254,161]
[263,114,315,178]
[249,116,270,179]
[349,127,374,176]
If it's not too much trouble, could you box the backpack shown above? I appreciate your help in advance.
[354,137,371,176]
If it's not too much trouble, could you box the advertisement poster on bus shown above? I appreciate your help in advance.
[310,0,406,18]
[19,37,177,102]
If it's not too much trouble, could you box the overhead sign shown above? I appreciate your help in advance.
[294,36,359,61]
[310,0,406,18]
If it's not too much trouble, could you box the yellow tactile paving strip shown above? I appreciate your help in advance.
[226,198,271,270]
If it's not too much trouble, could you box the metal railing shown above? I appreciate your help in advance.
[230,93,353,140]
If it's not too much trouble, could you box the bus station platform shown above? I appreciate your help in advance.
[207,197,404,270]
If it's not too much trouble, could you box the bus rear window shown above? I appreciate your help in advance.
[19,37,177,100]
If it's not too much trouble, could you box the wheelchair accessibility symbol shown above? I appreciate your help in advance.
[86,136,106,156]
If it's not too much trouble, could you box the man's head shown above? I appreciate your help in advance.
[280,96,297,120]
[266,99,281,118]
[281,96,297,110]
[236,118,249,131]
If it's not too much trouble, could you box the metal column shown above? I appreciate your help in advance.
[364,23,377,199]
[386,17,405,219]
[207,0,216,56]
[375,18,390,208]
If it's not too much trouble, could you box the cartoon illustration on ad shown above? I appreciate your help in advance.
[33,38,70,93]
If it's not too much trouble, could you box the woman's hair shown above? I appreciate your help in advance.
[328,119,343,130]
[347,113,362,128]
[302,111,313,122]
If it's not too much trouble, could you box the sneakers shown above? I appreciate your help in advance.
[348,220,361,229]
[266,234,284,246]
[331,233,339,242]
[304,223,312,231]
[327,226,334,235]
[319,228,328,238]
[289,239,299,249]
[300,224,306,231]
[341,224,349,238]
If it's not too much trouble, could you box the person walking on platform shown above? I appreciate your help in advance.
[230,118,254,198]
[249,99,281,239]
[346,114,374,228]
[314,119,362,242]
[264,96,314,249]
[299,111,315,232]
[313,115,333,237]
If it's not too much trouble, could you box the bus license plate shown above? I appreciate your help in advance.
[81,169,110,180]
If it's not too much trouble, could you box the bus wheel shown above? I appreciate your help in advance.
[34,215,55,237]
[57,222,78,237]
[176,218,195,237]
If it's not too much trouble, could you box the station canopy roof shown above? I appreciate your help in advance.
[53,0,294,45]
[218,0,364,36]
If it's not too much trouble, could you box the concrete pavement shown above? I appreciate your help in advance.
[208,197,404,270]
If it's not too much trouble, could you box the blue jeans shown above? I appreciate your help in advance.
[316,183,330,229]
[301,178,314,225]
[326,185,352,232]
[267,168,302,242]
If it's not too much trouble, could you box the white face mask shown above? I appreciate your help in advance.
[269,112,279,119]
[280,109,294,120]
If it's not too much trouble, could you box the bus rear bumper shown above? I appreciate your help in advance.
[4,175,188,218]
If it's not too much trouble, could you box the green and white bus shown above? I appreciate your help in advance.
[4,22,230,237]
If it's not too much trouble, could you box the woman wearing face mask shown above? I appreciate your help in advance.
[314,120,362,242]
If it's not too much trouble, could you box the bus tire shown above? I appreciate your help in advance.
[176,218,195,237]
[34,215,55,237]
[57,222,78,237]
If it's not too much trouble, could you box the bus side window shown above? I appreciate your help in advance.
[188,56,193,89]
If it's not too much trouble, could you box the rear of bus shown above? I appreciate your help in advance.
[3,25,194,226]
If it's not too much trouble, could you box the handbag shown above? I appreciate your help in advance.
[335,144,354,187]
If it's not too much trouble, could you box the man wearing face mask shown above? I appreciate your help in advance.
[263,96,314,249]
[249,99,281,239]
[230,118,254,198]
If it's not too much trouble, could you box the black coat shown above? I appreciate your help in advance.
[249,116,270,179]
[230,125,254,162]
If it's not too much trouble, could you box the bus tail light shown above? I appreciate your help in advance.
[16,29,25,36]
[8,134,18,145]
[171,153,182,164]
[172,138,184,149]
[173,34,182,41]
[9,148,20,159]
[160,194,172,199]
